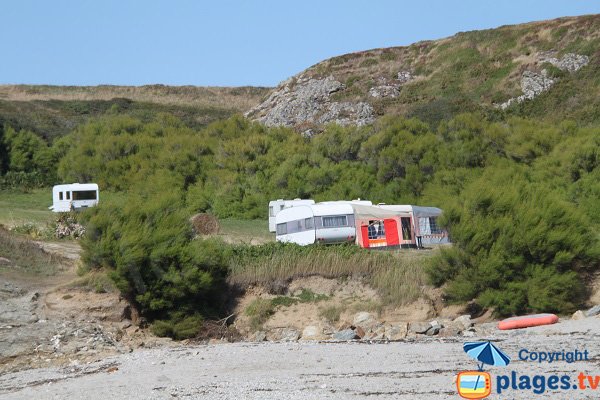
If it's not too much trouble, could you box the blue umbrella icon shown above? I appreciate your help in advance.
[463,341,511,371]
[463,341,511,395]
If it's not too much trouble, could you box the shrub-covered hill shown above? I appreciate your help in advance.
[247,14,600,128]
[0,84,270,140]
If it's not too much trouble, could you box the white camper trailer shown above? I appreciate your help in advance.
[49,183,99,212]
[275,203,356,246]
[268,199,315,232]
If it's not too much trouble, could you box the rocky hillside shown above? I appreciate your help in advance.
[0,85,270,140]
[247,14,600,129]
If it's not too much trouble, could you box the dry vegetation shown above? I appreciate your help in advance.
[0,227,68,275]
[228,244,434,307]
[0,84,270,112]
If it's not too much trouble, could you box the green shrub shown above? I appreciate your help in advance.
[80,175,230,337]
[151,314,203,340]
[245,298,275,330]
[429,164,599,315]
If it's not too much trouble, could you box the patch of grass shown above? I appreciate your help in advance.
[271,296,298,307]
[296,288,329,303]
[245,289,333,329]
[229,243,432,307]
[245,298,275,330]
[350,299,383,315]
[69,269,118,293]
[217,219,273,243]
[0,226,67,275]
[0,189,55,228]
[0,189,123,230]
[319,305,343,323]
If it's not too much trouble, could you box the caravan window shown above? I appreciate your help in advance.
[72,190,97,200]
[66,191,71,200]
[269,206,274,217]
[368,220,385,239]
[429,217,442,234]
[322,215,348,228]
[276,223,287,235]
[401,217,412,240]
[305,217,314,229]
[59,192,63,200]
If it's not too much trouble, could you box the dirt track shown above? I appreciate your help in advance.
[1,318,598,399]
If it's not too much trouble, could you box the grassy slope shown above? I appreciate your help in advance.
[0,85,270,141]
[278,14,600,126]
[0,188,273,242]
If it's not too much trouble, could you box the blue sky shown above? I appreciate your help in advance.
[1,1,598,87]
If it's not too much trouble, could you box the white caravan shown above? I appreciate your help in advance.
[275,203,357,246]
[268,199,315,232]
[49,183,99,212]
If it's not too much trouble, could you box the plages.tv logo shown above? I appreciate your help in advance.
[456,341,511,399]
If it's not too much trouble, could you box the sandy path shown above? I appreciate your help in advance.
[1,318,598,399]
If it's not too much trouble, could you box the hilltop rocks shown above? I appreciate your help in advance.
[540,52,589,73]
[521,70,555,98]
[500,70,554,109]
[368,85,400,99]
[397,71,414,84]
[246,75,374,127]
[368,71,414,99]
[500,52,589,109]
[317,101,374,126]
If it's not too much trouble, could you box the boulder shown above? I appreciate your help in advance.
[266,328,299,342]
[353,312,378,330]
[385,323,408,340]
[300,326,326,341]
[252,331,267,342]
[355,326,366,339]
[425,322,441,336]
[453,315,473,331]
[572,310,586,320]
[438,327,461,337]
[585,305,600,318]
[332,329,358,341]
[408,322,431,334]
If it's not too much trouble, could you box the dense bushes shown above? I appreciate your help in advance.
[60,112,600,323]
[0,126,63,188]
[428,165,600,315]
[81,176,230,339]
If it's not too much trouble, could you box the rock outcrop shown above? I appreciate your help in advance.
[500,52,589,109]
[246,75,374,127]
